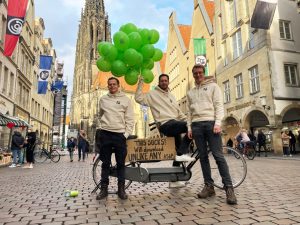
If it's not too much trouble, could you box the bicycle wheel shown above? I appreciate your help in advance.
[246,147,256,160]
[34,150,48,163]
[210,146,247,189]
[50,150,61,163]
[92,155,133,194]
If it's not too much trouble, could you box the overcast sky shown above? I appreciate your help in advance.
[35,0,194,107]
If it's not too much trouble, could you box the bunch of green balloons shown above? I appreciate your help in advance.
[96,23,163,85]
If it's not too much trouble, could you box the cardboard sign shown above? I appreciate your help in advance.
[126,137,176,162]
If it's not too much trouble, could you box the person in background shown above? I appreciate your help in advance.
[257,129,267,157]
[289,130,296,154]
[23,128,36,168]
[235,128,250,154]
[9,128,25,168]
[226,138,233,148]
[67,137,76,162]
[298,130,300,149]
[281,128,292,157]
[78,130,88,162]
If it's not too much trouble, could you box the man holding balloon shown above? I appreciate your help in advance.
[135,74,195,188]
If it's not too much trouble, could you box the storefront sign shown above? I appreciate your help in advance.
[126,137,176,162]
[227,101,254,113]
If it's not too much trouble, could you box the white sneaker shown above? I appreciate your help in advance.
[175,154,196,162]
[169,181,186,188]
[28,164,33,169]
[9,164,16,168]
[289,154,292,157]
[16,164,21,167]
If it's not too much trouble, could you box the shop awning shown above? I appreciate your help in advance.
[0,113,31,127]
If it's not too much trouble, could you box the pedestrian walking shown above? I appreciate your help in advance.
[67,137,76,162]
[78,130,88,162]
[23,128,36,168]
[96,77,134,200]
[281,128,292,157]
[289,130,296,154]
[187,64,237,205]
[257,129,268,157]
[9,128,25,168]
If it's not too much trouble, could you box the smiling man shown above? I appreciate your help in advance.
[96,77,134,200]
[187,64,237,205]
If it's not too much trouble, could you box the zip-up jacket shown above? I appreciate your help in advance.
[99,91,134,138]
[135,78,186,125]
[187,78,224,131]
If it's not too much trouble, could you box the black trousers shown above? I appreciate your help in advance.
[99,130,127,185]
[26,146,34,163]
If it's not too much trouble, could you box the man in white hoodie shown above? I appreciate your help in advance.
[187,64,237,205]
[96,77,134,200]
[135,74,195,188]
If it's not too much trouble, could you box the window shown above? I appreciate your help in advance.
[229,0,237,29]
[284,64,299,86]
[235,74,243,99]
[248,25,255,49]
[249,65,260,94]
[9,72,14,97]
[223,80,230,103]
[232,30,242,59]
[222,41,228,66]
[279,20,292,40]
[0,15,6,44]
[2,66,8,94]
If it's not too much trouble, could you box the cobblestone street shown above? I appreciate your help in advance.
[0,155,300,225]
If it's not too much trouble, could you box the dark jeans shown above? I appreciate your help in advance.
[283,146,290,155]
[78,145,86,160]
[159,120,191,166]
[258,143,267,156]
[290,143,296,154]
[192,121,233,187]
[95,128,102,154]
[99,130,127,185]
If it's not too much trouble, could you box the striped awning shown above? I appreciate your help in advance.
[0,113,30,127]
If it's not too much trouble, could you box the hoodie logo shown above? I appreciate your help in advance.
[116,101,120,104]
[204,88,207,91]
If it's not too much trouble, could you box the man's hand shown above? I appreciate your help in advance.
[188,131,193,139]
[213,124,222,134]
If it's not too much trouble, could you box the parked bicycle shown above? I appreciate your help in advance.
[234,141,256,160]
[34,144,60,163]
[92,123,247,194]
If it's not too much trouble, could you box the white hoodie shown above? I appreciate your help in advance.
[99,91,134,138]
[187,78,224,131]
[135,79,186,125]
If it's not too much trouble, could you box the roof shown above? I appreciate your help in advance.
[203,0,215,24]
[178,25,192,49]
[93,71,150,93]
[159,53,167,73]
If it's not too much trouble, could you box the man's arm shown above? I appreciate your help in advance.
[135,77,150,106]
[186,93,192,132]
[124,99,135,138]
[212,84,224,127]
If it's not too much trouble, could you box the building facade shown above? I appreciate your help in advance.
[214,0,300,153]
[0,0,57,149]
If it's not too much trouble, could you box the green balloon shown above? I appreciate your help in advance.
[142,69,154,84]
[116,52,124,60]
[139,29,151,45]
[113,31,129,51]
[142,58,154,70]
[140,44,155,59]
[149,29,160,44]
[124,48,139,66]
[111,60,127,77]
[125,69,139,85]
[106,45,118,61]
[99,42,114,57]
[152,48,163,62]
[136,52,143,66]
[96,58,111,72]
[128,32,142,50]
[120,23,138,35]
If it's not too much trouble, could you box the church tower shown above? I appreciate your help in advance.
[70,0,111,138]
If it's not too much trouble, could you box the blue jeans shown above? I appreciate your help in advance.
[11,148,22,164]
[192,121,233,187]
